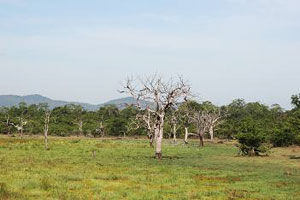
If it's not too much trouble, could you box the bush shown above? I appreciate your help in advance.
[270,131,296,147]
[237,132,270,156]
[0,183,9,198]
[295,134,300,145]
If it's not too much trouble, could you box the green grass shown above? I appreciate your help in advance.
[0,136,300,200]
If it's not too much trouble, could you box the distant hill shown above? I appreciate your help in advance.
[0,94,152,111]
[103,97,152,109]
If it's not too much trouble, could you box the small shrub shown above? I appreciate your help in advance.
[237,133,270,156]
[295,134,300,145]
[70,140,80,144]
[0,182,17,199]
[0,183,9,198]
[40,177,52,191]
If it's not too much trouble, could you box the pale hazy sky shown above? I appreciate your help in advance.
[0,0,299,108]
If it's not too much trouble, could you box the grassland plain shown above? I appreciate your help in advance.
[0,136,299,200]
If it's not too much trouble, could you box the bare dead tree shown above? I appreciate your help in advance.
[206,109,223,141]
[76,120,83,137]
[178,101,195,144]
[5,113,11,135]
[44,110,51,150]
[120,75,191,159]
[138,109,156,147]
[95,121,105,138]
[11,117,27,139]
[189,111,210,147]
[69,105,84,137]
[125,108,156,147]
[125,114,141,138]
[37,103,52,149]
[168,109,181,144]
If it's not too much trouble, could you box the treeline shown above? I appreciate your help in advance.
[0,95,300,149]
[0,103,140,137]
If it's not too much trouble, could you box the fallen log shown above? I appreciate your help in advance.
[289,155,300,159]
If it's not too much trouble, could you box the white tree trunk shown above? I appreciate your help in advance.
[44,112,50,150]
[184,127,189,144]
[209,126,214,141]
[173,124,177,143]
[78,120,83,137]
[155,120,164,159]
[6,116,11,135]
[44,128,48,150]
[199,132,204,147]
[20,127,23,139]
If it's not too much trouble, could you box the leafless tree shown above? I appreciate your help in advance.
[178,101,195,144]
[139,109,156,147]
[206,110,223,141]
[44,110,51,150]
[125,108,157,147]
[69,105,84,137]
[37,103,51,149]
[168,109,181,144]
[124,112,141,138]
[189,111,210,147]
[95,121,105,138]
[76,120,83,137]
[120,75,191,159]
[11,117,27,139]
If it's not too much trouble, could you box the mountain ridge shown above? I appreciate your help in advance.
[0,94,148,111]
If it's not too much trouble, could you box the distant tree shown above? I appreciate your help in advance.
[0,107,13,135]
[39,103,51,150]
[217,99,247,139]
[95,122,105,137]
[10,102,28,138]
[68,105,84,137]
[50,105,74,136]
[189,110,210,147]
[168,108,181,143]
[178,101,200,144]
[134,108,157,147]
[199,101,223,141]
[120,106,139,137]
[96,105,120,137]
[291,94,300,109]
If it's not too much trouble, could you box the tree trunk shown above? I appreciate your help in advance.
[173,124,177,143]
[78,120,83,137]
[20,126,23,139]
[44,112,51,150]
[184,127,189,144]
[199,133,204,147]
[155,121,164,160]
[209,126,214,141]
[6,118,11,136]
[44,129,48,150]
[149,134,154,148]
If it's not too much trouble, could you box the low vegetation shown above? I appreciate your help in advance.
[0,136,300,199]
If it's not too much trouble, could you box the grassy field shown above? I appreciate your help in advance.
[0,136,300,200]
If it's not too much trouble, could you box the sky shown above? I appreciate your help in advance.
[0,0,299,109]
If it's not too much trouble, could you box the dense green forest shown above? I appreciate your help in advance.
[0,94,299,154]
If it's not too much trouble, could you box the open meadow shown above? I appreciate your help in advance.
[0,136,299,200]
